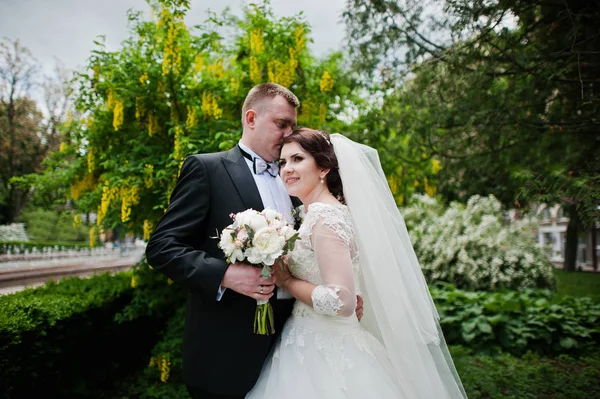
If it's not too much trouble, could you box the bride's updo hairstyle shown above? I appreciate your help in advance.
[281,128,345,203]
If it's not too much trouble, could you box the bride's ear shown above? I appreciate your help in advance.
[320,169,331,180]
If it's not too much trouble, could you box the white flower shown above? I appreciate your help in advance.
[279,225,297,241]
[219,228,245,263]
[246,226,285,265]
[235,209,268,231]
[261,208,281,223]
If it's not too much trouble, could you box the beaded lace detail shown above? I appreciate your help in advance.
[288,202,360,318]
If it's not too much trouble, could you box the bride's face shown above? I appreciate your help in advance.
[279,141,325,200]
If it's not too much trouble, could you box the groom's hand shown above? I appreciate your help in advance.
[221,262,275,301]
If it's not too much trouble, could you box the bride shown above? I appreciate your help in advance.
[246,129,467,398]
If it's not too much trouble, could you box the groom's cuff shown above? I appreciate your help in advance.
[216,285,226,301]
[277,287,293,299]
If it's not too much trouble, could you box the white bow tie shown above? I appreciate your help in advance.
[239,145,279,177]
[253,158,279,177]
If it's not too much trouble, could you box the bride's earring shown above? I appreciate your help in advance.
[320,177,324,184]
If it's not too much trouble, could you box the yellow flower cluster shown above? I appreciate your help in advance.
[424,177,437,197]
[186,106,197,129]
[71,174,95,201]
[201,92,223,119]
[87,149,95,174]
[131,274,139,288]
[249,56,261,84]
[294,26,305,53]
[149,354,171,383]
[97,183,120,226]
[207,58,225,79]
[250,28,264,54]
[194,53,204,74]
[298,97,318,123]
[139,72,148,85]
[135,97,145,120]
[167,278,174,285]
[148,113,159,136]
[174,126,184,162]
[59,142,67,153]
[170,105,180,123]
[431,159,441,174]
[144,164,154,189]
[319,104,327,123]
[319,71,334,93]
[89,226,97,248]
[230,78,240,95]
[267,55,296,88]
[143,219,154,241]
[73,214,82,229]
[388,174,399,195]
[162,22,182,76]
[121,185,140,223]
[106,89,116,111]
[113,99,124,131]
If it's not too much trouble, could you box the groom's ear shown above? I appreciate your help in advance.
[245,109,256,128]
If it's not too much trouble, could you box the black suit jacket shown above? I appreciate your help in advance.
[145,146,296,395]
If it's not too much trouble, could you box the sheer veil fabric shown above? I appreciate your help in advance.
[330,134,467,398]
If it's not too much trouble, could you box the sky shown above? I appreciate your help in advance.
[0,0,348,88]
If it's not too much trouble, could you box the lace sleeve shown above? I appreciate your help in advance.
[308,205,356,317]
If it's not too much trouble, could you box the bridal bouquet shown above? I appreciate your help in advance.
[218,208,299,335]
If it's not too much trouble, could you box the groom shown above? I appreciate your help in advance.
[146,83,301,398]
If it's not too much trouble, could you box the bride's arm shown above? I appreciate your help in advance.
[275,220,356,317]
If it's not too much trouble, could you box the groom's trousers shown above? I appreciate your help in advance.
[187,385,245,399]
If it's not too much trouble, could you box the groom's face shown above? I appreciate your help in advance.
[252,95,297,162]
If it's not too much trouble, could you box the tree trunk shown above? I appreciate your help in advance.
[592,224,598,272]
[6,185,27,224]
[563,204,580,271]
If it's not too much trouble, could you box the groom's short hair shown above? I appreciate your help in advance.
[242,83,300,121]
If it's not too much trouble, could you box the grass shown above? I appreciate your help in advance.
[451,346,600,399]
[554,268,600,302]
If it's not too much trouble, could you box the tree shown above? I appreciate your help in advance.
[0,39,74,225]
[27,0,359,245]
[344,0,600,270]
[0,39,43,224]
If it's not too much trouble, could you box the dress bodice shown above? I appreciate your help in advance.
[287,202,361,318]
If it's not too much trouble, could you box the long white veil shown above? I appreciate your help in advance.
[330,133,467,398]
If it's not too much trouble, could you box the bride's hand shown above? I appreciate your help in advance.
[273,256,293,289]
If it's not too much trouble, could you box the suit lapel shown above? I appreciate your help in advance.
[222,146,264,211]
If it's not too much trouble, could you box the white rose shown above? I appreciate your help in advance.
[246,227,285,265]
[261,208,281,223]
[236,209,268,232]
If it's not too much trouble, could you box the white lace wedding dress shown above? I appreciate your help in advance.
[246,202,406,398]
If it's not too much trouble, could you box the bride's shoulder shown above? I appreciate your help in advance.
[305,202,354,237]
[306,202,348,219]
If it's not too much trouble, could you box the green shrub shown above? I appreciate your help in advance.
[403,195,555,291]
[17,208,89,243]
[112,306,187,399]
[0,268,173,398]
[432,283,600,356]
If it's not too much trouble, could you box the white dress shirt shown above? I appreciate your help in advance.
[217,142,294,300]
